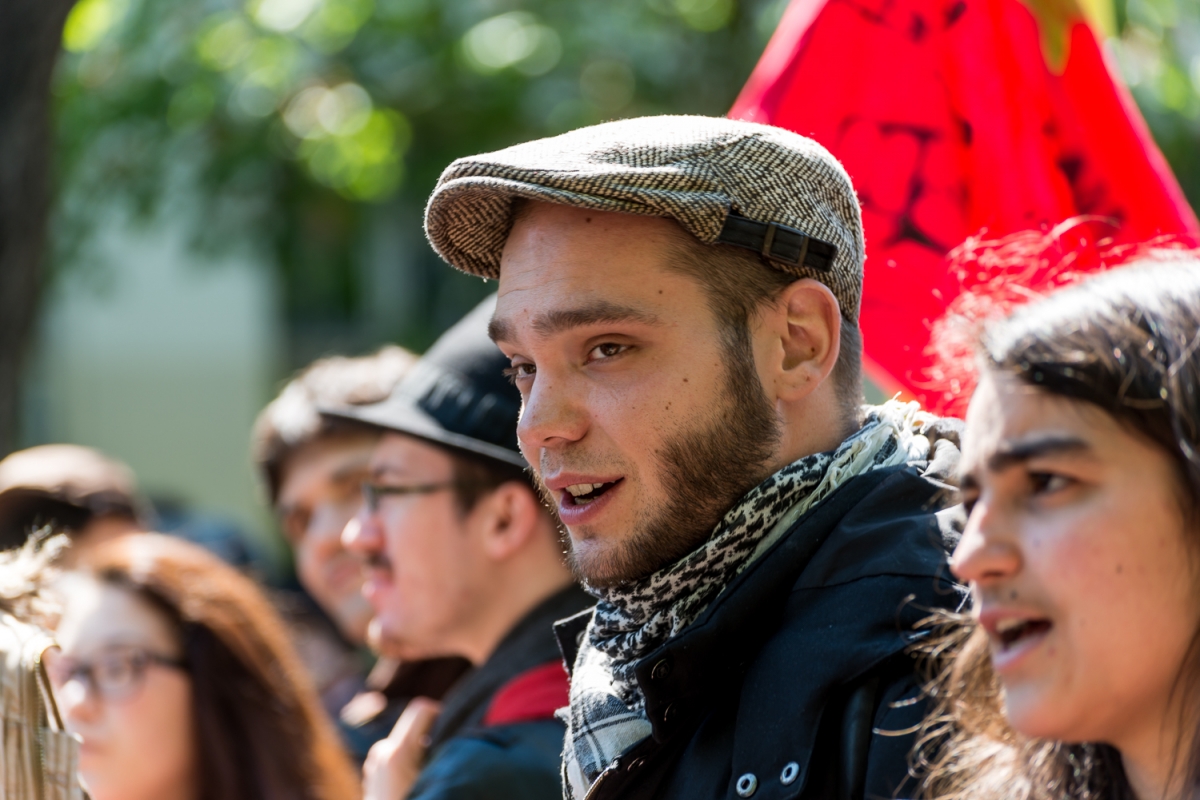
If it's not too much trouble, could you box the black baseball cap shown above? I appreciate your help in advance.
[322,294,524,467]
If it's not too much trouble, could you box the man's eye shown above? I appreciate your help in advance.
[502,363,536,383]
[587,343,626,361]
[1029,471,1071,496]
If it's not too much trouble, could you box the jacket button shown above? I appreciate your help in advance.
[735,773,758,797]
[627,758,645,772]
[780,762,799,786]
[650,658,671,681]
[661,702,676,724]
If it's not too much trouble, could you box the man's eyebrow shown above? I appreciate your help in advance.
[369,464,403,480]
[331,456,371,482]
[986,435,1092,473]
[488,301,661,343]
[488,315,513,343]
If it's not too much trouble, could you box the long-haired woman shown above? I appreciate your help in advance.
[920,250,1200,800]
[47,532,360,800]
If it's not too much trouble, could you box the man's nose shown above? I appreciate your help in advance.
[950,497,1021,585]
[516,371,588,454]
[342,505,381,555]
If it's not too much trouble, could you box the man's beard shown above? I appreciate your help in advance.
[563,329,782,588]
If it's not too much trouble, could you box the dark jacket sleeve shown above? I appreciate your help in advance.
[406,720,566,800]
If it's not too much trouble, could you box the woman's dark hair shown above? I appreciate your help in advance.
[984,254,1200,519]
[83,533,359,800]
[917,249,1200,800]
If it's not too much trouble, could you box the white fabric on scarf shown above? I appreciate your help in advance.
[561,400,940,799]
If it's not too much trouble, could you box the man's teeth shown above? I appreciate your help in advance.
[565,483,606,497]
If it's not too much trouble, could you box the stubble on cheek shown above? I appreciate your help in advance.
[570,364,780,587]
[530,450,640,583]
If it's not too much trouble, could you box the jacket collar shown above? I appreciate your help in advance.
[431,583,594,748]
[556,463,957,742]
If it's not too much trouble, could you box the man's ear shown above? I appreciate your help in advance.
[768,279,841,402]
[473,482,542,561]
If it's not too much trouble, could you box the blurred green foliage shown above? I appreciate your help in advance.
[50,0,1199,361]
[1110,0,1200,215]
[52,0,788,358]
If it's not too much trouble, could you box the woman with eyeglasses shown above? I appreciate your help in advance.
[47,532,359,800]
[917,249,1200,800]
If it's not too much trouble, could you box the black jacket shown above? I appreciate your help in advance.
[408,585,595,800]
[555,463,963,800]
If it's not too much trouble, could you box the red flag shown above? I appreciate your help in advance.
[730,0,1199,413]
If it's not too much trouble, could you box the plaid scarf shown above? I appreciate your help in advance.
[561,401,940,799]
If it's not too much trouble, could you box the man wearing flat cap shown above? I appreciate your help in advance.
[331,296,592,800]
[424,116,964,800]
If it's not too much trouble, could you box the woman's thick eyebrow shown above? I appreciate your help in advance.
[489,301,661,343]
[986,435,1091,472]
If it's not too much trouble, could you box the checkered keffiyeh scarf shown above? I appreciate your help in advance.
[561,401,941,799]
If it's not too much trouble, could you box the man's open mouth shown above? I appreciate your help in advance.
[993,618,1052,650]
[562,480,622,506]
[365,553,392,572]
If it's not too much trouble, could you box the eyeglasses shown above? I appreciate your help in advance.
[45,645,187,703]
[361,481,462,513]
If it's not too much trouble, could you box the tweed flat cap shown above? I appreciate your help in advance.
[425,115,866,320]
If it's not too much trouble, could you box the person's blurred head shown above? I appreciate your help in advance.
[351,436,563,663]
[0,445,147,560]
[334,297,572,665]
[924,252,1200,800]
[424,116,865,588]
[49,533,358,800]
[252,346,415,644]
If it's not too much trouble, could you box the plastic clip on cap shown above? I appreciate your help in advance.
[716,212,836,273]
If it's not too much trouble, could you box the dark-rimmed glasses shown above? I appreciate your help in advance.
[361,481,462,513]
[45,645,188,703]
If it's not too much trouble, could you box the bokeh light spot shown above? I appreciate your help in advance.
[196,14,257,72]
[249,0,322,33]
[63,0,128,53]
[462,12,560,75]
[302,0,375,54]
[674,0,734,32]
[318,83,373,136]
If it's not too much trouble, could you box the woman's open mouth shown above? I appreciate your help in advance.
[993,617,1053,650]
[562,480,622,506]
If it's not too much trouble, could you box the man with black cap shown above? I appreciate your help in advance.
[423,116,964,800]
[331,295,592,800]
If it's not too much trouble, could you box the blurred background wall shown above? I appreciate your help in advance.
[10,0,1199,569]
[22,212,280,548]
